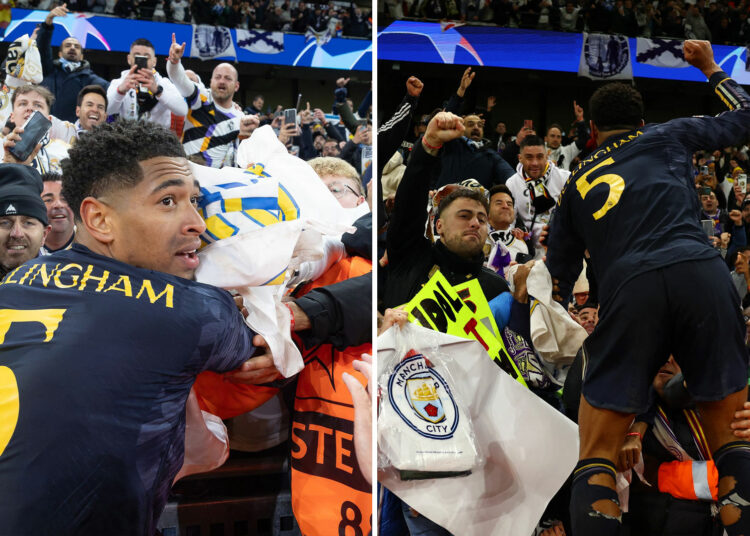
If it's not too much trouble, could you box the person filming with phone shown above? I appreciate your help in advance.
[107,38,187,129]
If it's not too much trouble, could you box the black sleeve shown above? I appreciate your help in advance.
[341,213,372,260]
[492,151,516,184]
[298,123,317,161]
[387,141,439,265]
[660,72,750,151]
[546,186,586,302]
[572,119,590,150]
[36,22,55,77]
[294,271,372,350]
[325,122,345,142]
[445,92,463,115]
[502,139,521,169]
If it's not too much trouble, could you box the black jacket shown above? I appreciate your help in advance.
[383,141,511,310]
[37,22,109,123]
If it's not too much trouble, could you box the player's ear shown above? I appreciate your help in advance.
[79,197,114,244]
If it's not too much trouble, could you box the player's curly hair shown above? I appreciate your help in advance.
[589,83,644,131]
[61,120,186,221]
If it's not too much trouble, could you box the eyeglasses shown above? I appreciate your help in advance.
[328,183,359,198]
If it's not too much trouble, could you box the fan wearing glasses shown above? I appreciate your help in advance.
[308,156,366,209]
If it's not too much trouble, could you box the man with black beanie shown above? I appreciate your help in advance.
[0,163,49,279]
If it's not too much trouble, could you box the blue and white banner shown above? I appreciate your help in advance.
[379,21,749,84]
[636,38,689,68]
[3,9,370,71]
[190,24,236,61]
[236,29,284,54]
[578,33,632,80]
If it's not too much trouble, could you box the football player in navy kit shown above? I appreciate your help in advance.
[0,120,278,535]
[547,41,750,535]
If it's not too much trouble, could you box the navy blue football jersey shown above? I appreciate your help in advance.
[0,244,255,535]
[547,72,750,303]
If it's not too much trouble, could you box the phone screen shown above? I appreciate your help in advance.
[9,111,51,163]
[701,219,715,238]
[134,55,149,70]
[524,119,533,130]
[283,108,297,126]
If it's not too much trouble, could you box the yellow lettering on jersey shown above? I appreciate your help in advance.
[78,264,110,292]
[135,279,174,308]
[17,264,39,285]
[53,263,83,289]
[103,274,133,297]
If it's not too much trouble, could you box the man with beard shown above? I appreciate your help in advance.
[506,135,570,258]
[37,4,109,122]
[166,34,258,167]
[434,68,515,189]
[544,102,589,171]
[0,164,49,279]
[0,120,278,534]
[107,39,187,128]
[383,111,528,311]
[40,172,75,255]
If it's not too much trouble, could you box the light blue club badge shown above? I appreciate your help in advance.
[388,354,459,440]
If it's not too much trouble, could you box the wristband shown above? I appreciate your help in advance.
[422,138,443,151]
[284,302,295,332]
[626,432,643,441]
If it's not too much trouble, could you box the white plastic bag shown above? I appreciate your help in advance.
[378,324,579,536]
[378,322,483,478]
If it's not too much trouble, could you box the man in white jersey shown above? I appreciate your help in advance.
[166,34,258,168]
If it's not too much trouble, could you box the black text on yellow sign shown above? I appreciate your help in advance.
[404,271,527,387]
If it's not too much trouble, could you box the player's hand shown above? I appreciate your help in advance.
[224,335,282,384]
[422,112,464,154]
[539,223,550,249]
[168,33,186,64]
[551,276,563,303]
[617,433,642,471]
[342,353,372,484]
[683,40,721,77]
[731,401,750,438]
[457,67,475,97]
[406,76,424,97]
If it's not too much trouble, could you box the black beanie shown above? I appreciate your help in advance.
[0,164,47,226]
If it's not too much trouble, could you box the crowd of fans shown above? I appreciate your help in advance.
[377,62,750,535]
[16,0,372,36]
[381,0,750,46]
[0,3,374,533]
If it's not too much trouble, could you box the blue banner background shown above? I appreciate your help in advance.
[378,21,748,84]
[2,8,372,71]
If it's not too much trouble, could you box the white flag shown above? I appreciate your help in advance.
[235,29,284,54]
[578,33,633,80]
[190,24,237,61]
[636,38,689,68]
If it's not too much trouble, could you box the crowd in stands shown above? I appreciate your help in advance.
[381,0,750,45]
[16,0,372,36]
[377,62,750,535]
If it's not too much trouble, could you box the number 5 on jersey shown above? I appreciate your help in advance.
[0,308,66,457]
[575,157,625,220]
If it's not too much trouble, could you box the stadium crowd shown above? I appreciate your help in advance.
[380,0,750,45]
[377,44,750,535]
[0,5,373,536]
[16,0,373,36]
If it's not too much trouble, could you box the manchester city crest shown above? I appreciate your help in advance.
[388,354,459,440]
